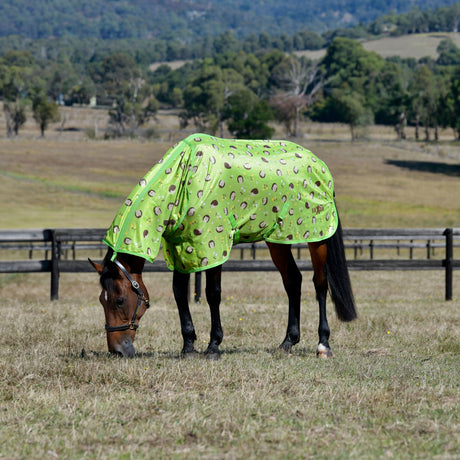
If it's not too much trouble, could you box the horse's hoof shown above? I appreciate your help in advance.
[181,349,198,360]
[279,342,293,354]
[316,343,333,359]
[204,350,221,360]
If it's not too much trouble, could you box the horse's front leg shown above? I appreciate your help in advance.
[267,243,302,353]
[173,270,197,356]
[309,242,333,358]
[204,265,223,360]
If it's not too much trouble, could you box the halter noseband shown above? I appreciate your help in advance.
[105,259,150,333]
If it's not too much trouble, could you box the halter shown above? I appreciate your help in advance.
[105,259,150,333]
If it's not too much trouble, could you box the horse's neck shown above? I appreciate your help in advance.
[118,252,145,275]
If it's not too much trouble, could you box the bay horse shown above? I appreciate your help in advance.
[90,134,356,358]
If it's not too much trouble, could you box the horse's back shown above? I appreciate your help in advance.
[163,134,338,273]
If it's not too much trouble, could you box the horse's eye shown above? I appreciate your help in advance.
[116,297,125,307]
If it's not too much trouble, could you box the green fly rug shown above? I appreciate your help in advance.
[104,134,338,273]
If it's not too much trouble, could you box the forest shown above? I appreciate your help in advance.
[1,0,459,40]
[1,3,460,140]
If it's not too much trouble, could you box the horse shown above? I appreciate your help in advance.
[89,134,356,359]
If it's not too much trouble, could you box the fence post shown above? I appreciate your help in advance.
[443,228,453,301]
[50,230,60,301]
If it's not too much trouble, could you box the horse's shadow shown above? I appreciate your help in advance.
[73,345,315,360]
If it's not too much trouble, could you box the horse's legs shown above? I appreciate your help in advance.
[267,242,302,353]
[204,265,223,359]
[308,241,333,358]
[173,270,197,355]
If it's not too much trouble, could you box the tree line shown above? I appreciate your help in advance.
[1,1,458,42]
[1,34,460,139]
[2,4,460,67]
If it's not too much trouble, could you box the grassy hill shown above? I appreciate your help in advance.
[297,32,460,61]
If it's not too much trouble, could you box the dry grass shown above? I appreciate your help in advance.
[0,123,459,229]
[0,270,458,459]
[296,32,460,61]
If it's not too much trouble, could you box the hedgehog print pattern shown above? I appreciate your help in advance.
[104,134,338,273]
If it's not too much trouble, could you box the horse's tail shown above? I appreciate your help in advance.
[326,216,357,322]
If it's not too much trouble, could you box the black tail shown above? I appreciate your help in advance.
[326,217,357,321]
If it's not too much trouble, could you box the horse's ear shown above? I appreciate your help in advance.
[88,258,104,275]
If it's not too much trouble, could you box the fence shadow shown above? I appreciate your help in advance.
[385,159,460,177]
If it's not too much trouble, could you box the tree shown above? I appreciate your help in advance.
[3,100,27,137]
[447,66,460,139]
[437,39,460,66]
[224,89,274,139]
[0,53,41,137]
[32,96,60,137]
[408,65,439,140]
[330,89,372,141]
[182,61,249,136]
[90,52,151,136]
[374,60,411,139]
[320,37,384,121]
[270,56,323,137]
[44,53,79,104]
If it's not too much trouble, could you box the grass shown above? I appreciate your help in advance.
[0,133,459,229]
[0,116,459,458]
[0,270,458,458]
[296,32,460,61]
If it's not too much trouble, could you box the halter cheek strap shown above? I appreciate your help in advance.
[105,259,150,333]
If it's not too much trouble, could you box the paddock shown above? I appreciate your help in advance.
[0,267,458,458]
[0,134,459,457]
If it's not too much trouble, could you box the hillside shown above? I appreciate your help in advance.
[0,0,458,40]
[297,32,460,60]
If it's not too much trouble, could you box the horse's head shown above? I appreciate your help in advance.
[89,250,150,357]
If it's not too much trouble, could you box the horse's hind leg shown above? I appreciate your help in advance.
[205,265,223,360]
[308,241,333,358]
[173,270,197,356]
[267,242,302,353]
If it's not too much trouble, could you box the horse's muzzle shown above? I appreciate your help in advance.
[109,336,136,358]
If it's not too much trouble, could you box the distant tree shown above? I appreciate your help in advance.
[330,89,372,140]
[182,61,239,134]
[447,66,460,139]
[213,31,241,55]
[374,60,411,139]
[321,37,384,102]
[3,100,27,137]
[449,3,460,33]
[182,65,223,133]
[437,39,460,66]
[224,89,274,139]
[270,56,323,137]
[32,96,60,137]
[293,30,325,50]
[90,52,152,136]
[0,53,41,137]
[44,53,79,104]
[408,64,438,140]
[68,77,95,105]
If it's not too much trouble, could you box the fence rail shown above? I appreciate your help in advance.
[0,228,458,301]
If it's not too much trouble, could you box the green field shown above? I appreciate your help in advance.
[0,125,459,458]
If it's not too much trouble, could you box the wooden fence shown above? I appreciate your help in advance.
[0,228,458,301]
